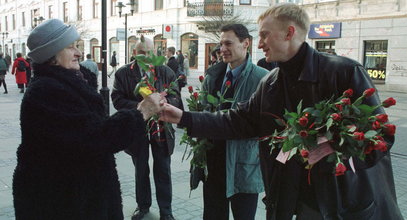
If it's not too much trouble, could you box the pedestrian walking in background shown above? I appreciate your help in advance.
[183,53,190,76]
[24,57,32,86]
[12,18,146,220]
[111,36,180,220]
[80,53,99,78]
[144,3,403,220]
[11,53,29,93]
[5,53,11,69]
[0,52,8,94]
[108,51,118,77]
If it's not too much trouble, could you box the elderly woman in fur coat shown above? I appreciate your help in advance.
[12,19,145,220]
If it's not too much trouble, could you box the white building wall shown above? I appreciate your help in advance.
[2,0,407,91]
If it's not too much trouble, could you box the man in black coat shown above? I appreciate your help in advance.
[111,37,180,220]
[144,3,402,220]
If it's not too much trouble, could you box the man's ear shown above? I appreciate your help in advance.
[243,38,250,49]
[285,25,295,40]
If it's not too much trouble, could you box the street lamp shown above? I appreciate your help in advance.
[33,16,45,27]
[116,0,137,64]
[1,32,8,54]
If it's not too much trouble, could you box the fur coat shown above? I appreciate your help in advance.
[13,63,145,220]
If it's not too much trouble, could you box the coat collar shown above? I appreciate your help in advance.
[297,42,319,83]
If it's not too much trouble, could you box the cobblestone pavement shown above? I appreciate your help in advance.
[1,71,406,220]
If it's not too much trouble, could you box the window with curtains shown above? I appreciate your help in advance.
[63,2,68,22]
[111,0,117,16]
[155,0,163,10]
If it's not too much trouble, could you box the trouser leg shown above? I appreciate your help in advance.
[131,143,152,210]
[151,139,172,216]
[203,141,228,220]
[230,193,259,220]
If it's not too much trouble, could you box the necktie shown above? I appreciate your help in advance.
[221,71,234,110]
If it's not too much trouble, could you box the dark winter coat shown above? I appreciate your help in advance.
[111,61,181,156]
[182,43,402,220]
[13,63,145,220]
[167,56,179,75]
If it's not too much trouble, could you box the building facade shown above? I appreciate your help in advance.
[0,0,406,91]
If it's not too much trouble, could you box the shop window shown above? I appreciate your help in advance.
[181,33,198,69]
[154,34,167,56]
[315,40,335,54]
[90,38,100,63]
[363,40,387,82]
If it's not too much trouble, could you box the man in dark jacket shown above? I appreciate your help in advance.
[142,3,402,220]
[111,36,180,220]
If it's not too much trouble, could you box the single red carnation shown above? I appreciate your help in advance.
[341,98,351,105]
[382,97,396,108]
[375,114,388,123]
[335,104,343,112]
[199,75,204,82]
[343,89,354,97]
[335,162,347,176]
[372,121,381,130]
[300,149,309,158]
[299,130,308,138]
[331,113,342,121]
[364,144,375,154]
[225,80,232,88]
[188,86,193,93]
[298,117,308,127]
[383,124,396,136]
[353,132,365,141]
[374,141,387,152]
[193,92,199,100]
[363,88,376,97]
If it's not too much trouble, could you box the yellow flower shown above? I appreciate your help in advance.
[139,86,153,98]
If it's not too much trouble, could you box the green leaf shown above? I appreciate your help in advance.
[325,130,333,140]
[297,100,303,115]
[288,147,298,160]
[152,55,166,66]
[282,140,293,152]
[358,104,375,115]
[339,136,344,146]
[275,119,285,127]
[326,118,333,130]
[364,130,377,139]
[206,94,219,105]
[352,105,361,115]
[312,110,321,118]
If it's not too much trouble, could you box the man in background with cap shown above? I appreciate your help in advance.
[111,36,180,220]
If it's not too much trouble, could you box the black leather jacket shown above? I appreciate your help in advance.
[183,44,402,220]
[111,61,181,156]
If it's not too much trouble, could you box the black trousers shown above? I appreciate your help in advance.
[203,141,259,220]
[131,139,172,216]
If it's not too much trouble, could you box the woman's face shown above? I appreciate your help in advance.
[55,43,82,70]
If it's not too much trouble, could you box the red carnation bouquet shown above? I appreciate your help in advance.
[262,88,396,176]
[180,75,233,170]
[133,52,182,141]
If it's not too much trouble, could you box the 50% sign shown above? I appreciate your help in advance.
[367,69,386,80]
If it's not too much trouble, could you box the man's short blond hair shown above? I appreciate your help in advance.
[258,3,310,36]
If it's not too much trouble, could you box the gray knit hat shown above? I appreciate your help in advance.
[27,19,80,64]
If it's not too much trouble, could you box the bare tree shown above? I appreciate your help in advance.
[193,13,257,42]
